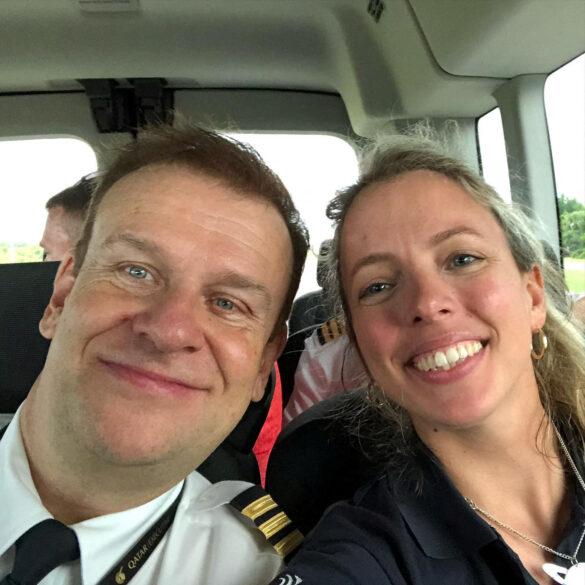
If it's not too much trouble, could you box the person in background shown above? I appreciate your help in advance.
[1,123,309,585]
[40,174,95,261]
[282,240,366,425]
[272,133,585,585]
[283,317,365,425]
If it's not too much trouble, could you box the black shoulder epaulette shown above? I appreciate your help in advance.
[229,485,303,562]
[316,318,346,346]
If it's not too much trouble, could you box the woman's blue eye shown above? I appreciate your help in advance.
[451,254,477,267]
[125,265,151,280]
[360,282,391,299]
[215,298,235,311]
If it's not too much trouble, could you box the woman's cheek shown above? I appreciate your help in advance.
[354,314,400,366]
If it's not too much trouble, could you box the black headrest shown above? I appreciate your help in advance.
[0,261,274,483]
[0,261,56,413]
[287,290,330,335]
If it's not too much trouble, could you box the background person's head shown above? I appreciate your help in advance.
[325,132,585,444]
[27,122,309,485]
[41,174,95,261]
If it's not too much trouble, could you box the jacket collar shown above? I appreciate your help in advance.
[388,443,497,559]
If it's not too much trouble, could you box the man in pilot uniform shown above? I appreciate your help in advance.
[0,123,308,585]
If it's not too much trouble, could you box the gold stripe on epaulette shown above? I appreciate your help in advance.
[330,318,341,338]
[241,495,278,520]
[320,318,346,344]
[321,321,332,343]
[258,511,292,539]
[273,529,304,559]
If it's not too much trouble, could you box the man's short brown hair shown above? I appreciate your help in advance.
[75,122,309,331]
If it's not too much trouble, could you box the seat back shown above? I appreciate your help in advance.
[0,261,274,483]
[265,390,379,534]
[287,290,330,335]
[0,261,56,415]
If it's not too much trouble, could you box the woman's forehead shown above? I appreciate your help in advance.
[342,172,487,239]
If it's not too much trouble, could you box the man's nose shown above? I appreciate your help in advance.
[406,272,454,325]
[131,291,206,353]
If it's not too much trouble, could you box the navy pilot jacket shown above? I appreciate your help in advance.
[270,433,585,585]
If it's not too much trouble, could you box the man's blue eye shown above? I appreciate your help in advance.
[216,298,235,311]
[452,254,476,267]
[126,265,151,280]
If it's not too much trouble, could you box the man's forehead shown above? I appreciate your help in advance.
[102,163,226,198]
[98,165,264,219]
[47,205,68,223]
[91,163,293,287]
[95,164,289,246]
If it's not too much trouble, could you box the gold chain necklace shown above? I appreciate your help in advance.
[465,425,585,584]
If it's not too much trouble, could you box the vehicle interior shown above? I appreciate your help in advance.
[1,0,584,532]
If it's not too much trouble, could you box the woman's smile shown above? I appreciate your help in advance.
[411,340,484,372]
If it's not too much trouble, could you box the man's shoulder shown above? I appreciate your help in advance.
[180,475,302,556]
[182,472,251,505]
[162,477,287,584]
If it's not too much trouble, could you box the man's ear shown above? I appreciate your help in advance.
[39,254,76,340]
[526,264,547,332]
[251,325,287,403]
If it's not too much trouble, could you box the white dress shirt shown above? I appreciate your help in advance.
[0,409,283,585]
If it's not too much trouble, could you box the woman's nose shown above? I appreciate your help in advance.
[406,273,455,325]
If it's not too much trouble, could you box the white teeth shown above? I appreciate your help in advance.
[457,343,468,360]
[446,347,459,366]
[413,341,483,372]
[434,351,448,369]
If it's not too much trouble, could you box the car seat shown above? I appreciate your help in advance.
[265,390,383,535]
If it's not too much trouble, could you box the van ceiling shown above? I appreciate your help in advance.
[1,0,584,137]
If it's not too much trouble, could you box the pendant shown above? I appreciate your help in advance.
[543,562,585,584]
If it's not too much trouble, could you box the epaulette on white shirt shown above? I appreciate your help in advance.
[230,485,304,562]
[316,318,346,346]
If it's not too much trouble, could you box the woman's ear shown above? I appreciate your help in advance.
[39,254,76,340]
[526,264,547,332]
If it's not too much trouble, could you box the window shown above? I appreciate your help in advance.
[0,133,359,297]
[477,108,512,203]
[0,137,97,263]
[231,134,359,296]
[545,54,585,294]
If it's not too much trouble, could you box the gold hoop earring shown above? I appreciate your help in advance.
[531,329,548,360]
[365,380,387,408]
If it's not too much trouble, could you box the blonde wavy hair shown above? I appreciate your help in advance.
[325,131,585,461]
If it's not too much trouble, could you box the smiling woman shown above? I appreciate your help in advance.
[270,133,585,585]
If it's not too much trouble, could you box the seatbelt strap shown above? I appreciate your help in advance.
[229,485,303,562]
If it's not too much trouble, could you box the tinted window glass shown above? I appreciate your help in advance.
[477,108,512,203]
[545,54,585,294]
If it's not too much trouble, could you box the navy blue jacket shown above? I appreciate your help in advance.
[271,435,585,585]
